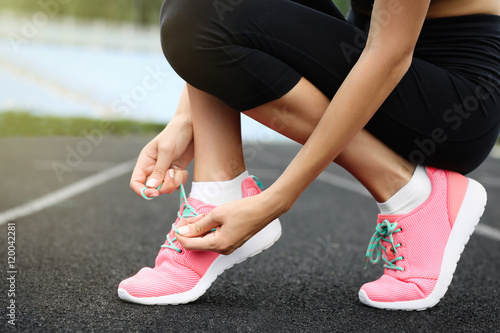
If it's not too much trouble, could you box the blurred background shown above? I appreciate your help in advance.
[0,0,350,139]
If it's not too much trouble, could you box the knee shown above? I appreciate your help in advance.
[160,0,198,67]
[159,0,221,82]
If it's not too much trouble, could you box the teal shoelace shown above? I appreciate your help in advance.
[364,219,404,271]
[161,184,198,253]
[160,175,263,253]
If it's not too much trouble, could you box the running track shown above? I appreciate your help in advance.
[1,136,499,332]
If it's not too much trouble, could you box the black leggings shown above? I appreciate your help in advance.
[160,0,500,174]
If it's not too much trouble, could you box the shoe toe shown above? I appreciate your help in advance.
[119,267,163,298]
[360,274,436,304]
[119,265,201,299]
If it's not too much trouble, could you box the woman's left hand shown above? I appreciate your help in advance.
[175,192,282,254]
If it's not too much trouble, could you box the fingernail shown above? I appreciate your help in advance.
[178,226,190,235]
[168,169,175,179]
[146,178,157,187]
[149,193,158,198]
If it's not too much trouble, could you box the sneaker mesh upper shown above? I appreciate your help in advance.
[361,168,466,303]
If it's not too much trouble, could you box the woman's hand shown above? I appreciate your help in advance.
[130,86,195,198]
[175,191,285,254]
[130,120,193,198]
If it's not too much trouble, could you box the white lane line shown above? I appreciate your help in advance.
[0,159,136,226]
[316,172,371,198]
[474,223,500,241]
[34,160,116,172]
[317,170,500,242]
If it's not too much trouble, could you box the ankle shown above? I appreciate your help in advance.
[377,165,431,215]
[375,163,415,203]
[190,170,249,205]
[193,166,247,183]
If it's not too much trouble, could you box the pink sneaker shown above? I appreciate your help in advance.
[360,167,487,310]
[118,176,281,305]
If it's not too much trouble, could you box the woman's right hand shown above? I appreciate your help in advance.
[130,85,194,198]
[130,116,194,199]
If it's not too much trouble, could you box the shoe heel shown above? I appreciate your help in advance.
[431,177,487,308]
[453,178,487,238]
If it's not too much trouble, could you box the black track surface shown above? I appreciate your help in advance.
[1,136,499,332]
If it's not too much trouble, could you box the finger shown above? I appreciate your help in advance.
[156,168,176,194]
[174,214,204,229]
[160,168,189,194]
[177,214,218,237]
[145,146,174,190]
[130,157,155,196]
[140,186,162,200]
[175,214,219,251]
[131,164,163,200]
[172,168,189,191]
[176,232,220,252]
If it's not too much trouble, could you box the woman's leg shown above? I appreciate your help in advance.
[187,84,246,182]
[126,0,496,309]
[186,74,414,203]
[244,77,415,203]
[118,85,282,306]
[160,0,499,175]
[185,74,485,312]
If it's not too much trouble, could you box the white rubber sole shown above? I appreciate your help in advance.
[118,218,282,305]
[359,178,487,311]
